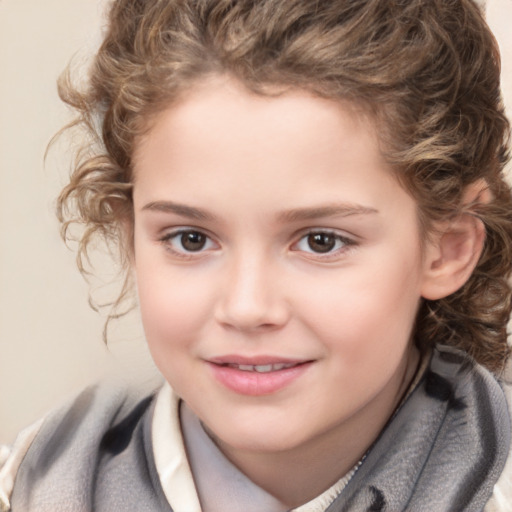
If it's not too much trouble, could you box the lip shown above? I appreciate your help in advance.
[208,354,307,366]
[206,355,314,396]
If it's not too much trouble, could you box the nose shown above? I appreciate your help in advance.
[214,252,290,332]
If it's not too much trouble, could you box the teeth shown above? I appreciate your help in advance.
[254,364,273,373]
[228,362,297,373]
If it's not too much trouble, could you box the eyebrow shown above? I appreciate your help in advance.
[142,200,378,223]
[141,201,216,221]
[277,204,378,222]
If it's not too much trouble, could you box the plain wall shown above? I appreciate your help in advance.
[0,0,155,444]
[1,0,512,444]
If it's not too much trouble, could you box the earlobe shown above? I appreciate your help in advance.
[421,180,489,300]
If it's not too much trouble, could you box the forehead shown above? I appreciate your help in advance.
[133,76,385,182]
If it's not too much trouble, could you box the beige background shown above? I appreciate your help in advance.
[1,0,512,444]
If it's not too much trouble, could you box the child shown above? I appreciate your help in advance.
[1,0,512,510]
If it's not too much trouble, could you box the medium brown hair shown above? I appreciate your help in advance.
[57,0,512,373]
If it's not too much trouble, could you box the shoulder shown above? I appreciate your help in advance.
[0,419,43,511]
[21,379,158,464]
[486,381,512,512]
[424,346,511,510]
[0,378,162,512]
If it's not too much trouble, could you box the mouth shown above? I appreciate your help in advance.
[206,356,314,395]
[220,362,302,373]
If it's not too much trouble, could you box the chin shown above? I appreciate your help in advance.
[207,417,311,454]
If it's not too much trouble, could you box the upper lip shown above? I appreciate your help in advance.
[207,355,312,366]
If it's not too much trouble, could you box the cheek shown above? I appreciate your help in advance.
[296,252,423,359]
[135,258,211,350]
[135,266,207,390]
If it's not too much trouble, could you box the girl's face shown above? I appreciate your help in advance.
[132,78,430,463]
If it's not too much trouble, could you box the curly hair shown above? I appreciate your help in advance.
[57,0,512,373]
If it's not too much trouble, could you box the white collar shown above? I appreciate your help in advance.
[151,383,202,512]
[151,383,360,512]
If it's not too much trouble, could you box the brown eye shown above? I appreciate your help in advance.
[161,228,217,256]
[292,230,353,257]
[181,231,207,251]
[307,233,336,253]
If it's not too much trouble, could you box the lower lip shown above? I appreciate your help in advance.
[207,362,312,396]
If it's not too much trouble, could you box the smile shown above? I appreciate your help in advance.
[207,358,313,395]
[224,362,298,373]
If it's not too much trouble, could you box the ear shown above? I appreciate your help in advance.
[421,179,490,300]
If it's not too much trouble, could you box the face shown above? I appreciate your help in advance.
[132,78,429,462]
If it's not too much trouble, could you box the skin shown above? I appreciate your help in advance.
[131,76,442,507]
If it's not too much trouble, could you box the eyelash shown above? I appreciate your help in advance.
[159,227,356,262]
[159,229,218,259]
[291,230,356,260]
